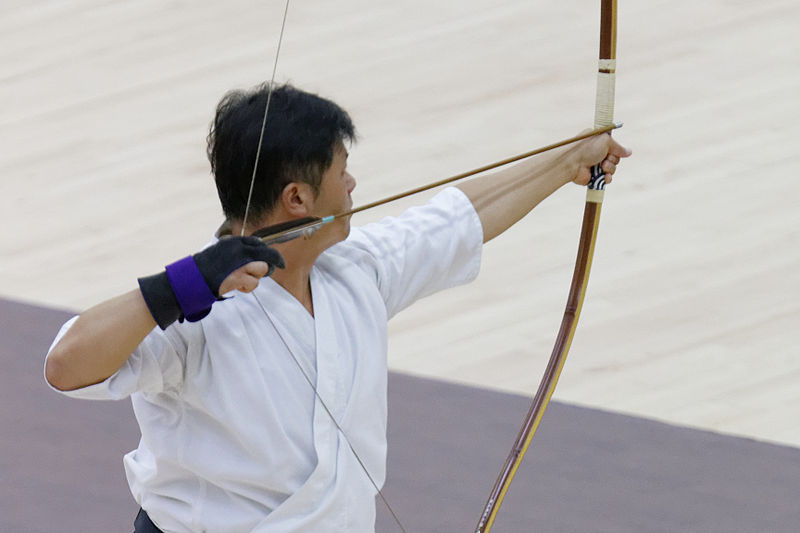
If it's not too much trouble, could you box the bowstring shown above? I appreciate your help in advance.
[240,0,290,236]
[251,294,408,533]
[243,4,408,532]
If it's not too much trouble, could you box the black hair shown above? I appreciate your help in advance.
[207,83,356,222]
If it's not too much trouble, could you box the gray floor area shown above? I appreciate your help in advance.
[4,298,799,532]
[382,374,800,532]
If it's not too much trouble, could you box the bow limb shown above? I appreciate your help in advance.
[474,2,618,532]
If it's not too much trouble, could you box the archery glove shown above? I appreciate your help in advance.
[138,236,285,330]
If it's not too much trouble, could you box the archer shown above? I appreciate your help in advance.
[45,82,630,533]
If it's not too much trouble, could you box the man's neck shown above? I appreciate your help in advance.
[228,213,335,317]
[268,239,319,316]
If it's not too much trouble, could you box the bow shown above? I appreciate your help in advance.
[473,1,618,531]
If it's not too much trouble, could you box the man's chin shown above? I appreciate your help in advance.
[321,220,351,250]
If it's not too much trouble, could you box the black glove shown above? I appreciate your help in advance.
[138,236,285,330]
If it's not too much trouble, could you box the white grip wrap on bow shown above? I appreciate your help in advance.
[594,59,617,128]
[587,59,616,202]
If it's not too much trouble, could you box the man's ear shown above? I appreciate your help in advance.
[280,182,314,217]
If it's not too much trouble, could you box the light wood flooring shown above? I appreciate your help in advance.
[2,0,798,446]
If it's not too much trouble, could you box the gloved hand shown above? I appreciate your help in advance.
[138,236,285,330]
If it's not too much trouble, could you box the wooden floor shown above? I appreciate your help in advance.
[2,0,799,451]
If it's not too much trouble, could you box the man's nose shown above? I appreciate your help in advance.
[345,172,356,194]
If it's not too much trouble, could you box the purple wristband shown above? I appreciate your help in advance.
[165,256,217,322]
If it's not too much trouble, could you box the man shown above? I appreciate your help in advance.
[45,83,630,532]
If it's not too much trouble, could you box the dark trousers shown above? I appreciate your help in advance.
[134,509,164,533]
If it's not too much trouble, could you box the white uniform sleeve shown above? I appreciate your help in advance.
[44,316,190,400]
[342,187,483,319]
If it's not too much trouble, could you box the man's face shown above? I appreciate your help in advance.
[310,144,356,242]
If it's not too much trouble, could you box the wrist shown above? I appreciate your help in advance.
[138,271,183,330]
[548,143,582,186]
[138,256,217,330]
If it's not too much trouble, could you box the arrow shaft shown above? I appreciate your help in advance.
[256,123,620,244]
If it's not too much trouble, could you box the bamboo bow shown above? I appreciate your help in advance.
[473,1,618,531]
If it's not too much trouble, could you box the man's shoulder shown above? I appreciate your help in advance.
[319,227,380,279]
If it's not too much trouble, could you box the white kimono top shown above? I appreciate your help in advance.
[46,187,483,533]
